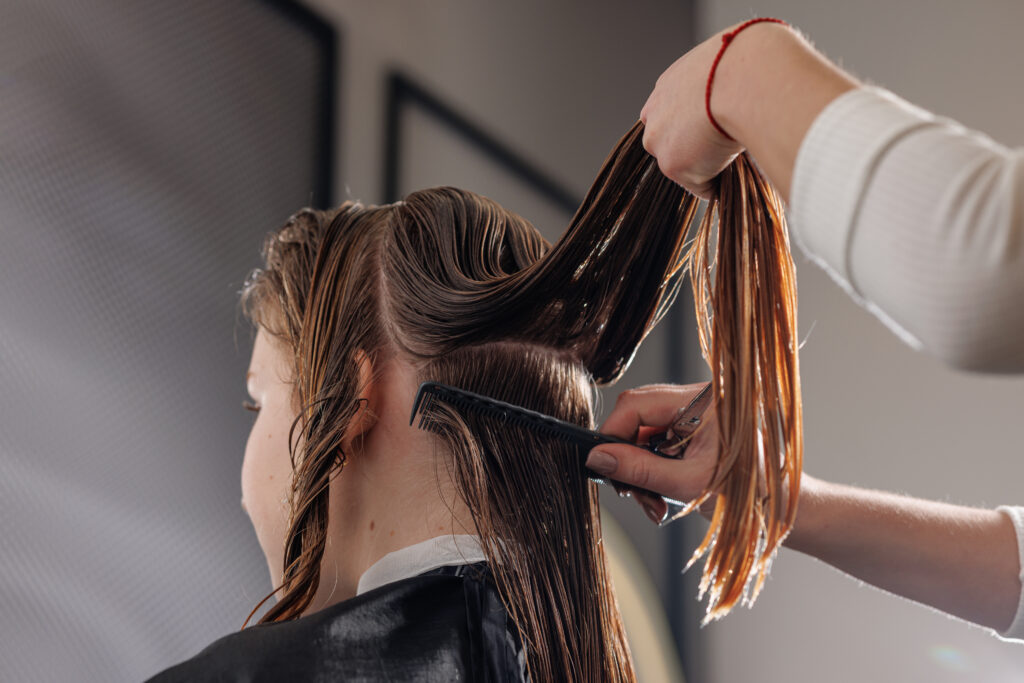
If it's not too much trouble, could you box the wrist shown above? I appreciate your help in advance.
[710,21,801,143]
[782,473,829,551]
[710,22,858,199]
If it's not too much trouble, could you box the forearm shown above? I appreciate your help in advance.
[711,22,858,201]
[648,22,1024,371]
[786,475,1022,634]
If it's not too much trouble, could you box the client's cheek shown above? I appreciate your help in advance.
[241,434,292,557]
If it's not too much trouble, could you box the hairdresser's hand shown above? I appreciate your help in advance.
[642,21,857,201]
[640,25,748,199]
[586,384,719,524]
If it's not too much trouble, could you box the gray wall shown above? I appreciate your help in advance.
[698,2,1024,681]
[0,2,331,680]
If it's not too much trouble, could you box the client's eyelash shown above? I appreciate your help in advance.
[242,400,260,413]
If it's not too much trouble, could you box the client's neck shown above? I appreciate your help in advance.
[304,356,475,615]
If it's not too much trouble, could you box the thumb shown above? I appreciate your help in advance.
[585,442,690,501]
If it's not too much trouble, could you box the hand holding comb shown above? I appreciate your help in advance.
[410,381,712,506]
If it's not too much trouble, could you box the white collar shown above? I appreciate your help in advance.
[355,534,487,596]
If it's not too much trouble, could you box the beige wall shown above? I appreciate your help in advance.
[698,2,1024,682]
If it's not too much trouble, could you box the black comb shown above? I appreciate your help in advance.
[409,381,679,487]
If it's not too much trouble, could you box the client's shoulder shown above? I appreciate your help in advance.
[146,564,526,683]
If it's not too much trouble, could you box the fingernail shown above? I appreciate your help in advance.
[642,501,663,525]
[586,450,617,476]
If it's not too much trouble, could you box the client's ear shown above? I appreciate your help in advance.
[344,349,379,450]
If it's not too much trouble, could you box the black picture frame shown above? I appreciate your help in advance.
[382,72,576,212]
[262,0,338,208]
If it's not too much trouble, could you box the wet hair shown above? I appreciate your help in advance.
[683,153,802,621]
[238,120,801,676]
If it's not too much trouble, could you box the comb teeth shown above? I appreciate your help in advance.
[409,381,688,504]
[409,381,662,487]
[412,382,598,446]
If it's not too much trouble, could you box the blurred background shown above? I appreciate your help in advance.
[2,1,1023,681]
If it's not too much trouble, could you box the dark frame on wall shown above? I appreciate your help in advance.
[262,0,338,208]
[382,72,576,211]
[381,69,695,674]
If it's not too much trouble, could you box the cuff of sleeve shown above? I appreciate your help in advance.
[788,85,938,296]
[995,505,1024,642]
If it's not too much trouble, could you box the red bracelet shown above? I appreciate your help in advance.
[705,17,789,140]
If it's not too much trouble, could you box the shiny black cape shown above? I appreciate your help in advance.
[147,563,527,682]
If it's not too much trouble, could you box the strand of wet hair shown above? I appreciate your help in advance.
[681,151,802,620]
[524,121,801,619]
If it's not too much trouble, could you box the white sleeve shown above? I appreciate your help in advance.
[789,86,1024,373]
[995,506,1024,642]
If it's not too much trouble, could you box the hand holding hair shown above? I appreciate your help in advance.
[650,19,1024,373]
[632,17,1024,641]
[641,19,857,200]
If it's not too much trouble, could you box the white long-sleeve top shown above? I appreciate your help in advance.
[790,86,1024,642]
[790,86,1024,374]
[997,507,1024,641]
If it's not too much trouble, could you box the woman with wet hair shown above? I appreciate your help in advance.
[148,118,702,680]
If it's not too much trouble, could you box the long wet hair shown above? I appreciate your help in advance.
[238,120,800,676]
[684,154,802,620]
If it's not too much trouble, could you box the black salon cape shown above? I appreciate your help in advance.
[146,563,527,682]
